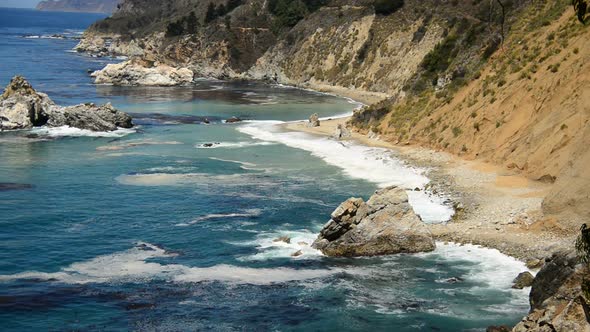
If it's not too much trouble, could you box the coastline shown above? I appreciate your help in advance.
[282,117,574,263]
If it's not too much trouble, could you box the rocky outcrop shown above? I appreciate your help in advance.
[512,272,535,290]
[512,251,590,332]
[312,186,435,257]
[0,76,132,132]
[91,59,194,86]
[333,124,352,140]
[308,113,320,128]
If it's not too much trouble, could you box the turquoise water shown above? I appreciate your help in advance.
[0,8,530,331]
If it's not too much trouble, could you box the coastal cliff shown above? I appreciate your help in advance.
[77,0,588,225]
[75,1,590,329]
[36,0,122,14]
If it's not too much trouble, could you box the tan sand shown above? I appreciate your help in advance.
[283,117,573,262]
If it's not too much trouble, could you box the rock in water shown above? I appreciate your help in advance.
[308,113,320,127]
[225,117,242,124]
[0,76,133,132]
[333,124,352,140]
[512,271,535,289]
[91,59,194,86]
[513,251,590,332]
[273,236,291,244]
[312,186,435,257]
[0,76,52,130]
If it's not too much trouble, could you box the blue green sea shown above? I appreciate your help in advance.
[0,8,530,331]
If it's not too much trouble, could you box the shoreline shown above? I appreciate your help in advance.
[282,117,574,263]
[63,43,573,263]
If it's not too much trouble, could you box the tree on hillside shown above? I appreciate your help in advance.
[205,2,217,23]
[573,0,589,23]
[186,11,198,34]
[374,0,405,15]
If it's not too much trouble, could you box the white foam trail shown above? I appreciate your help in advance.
[420,242,534,289]
[176,209,262,227]
[195,141,276,149]
[208,157,257,168]
[0,242,336,285]
[237,122,454,223]
[30,126,135,138]
[235,230,322,261]
[116,172,280,188]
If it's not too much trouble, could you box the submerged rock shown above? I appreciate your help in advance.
[0,76,133,132]
[312,186,435,257]
[273,236,291,244]
[291,250,303,257]
[91,59,193,86]
[225,117,242,124]
[0,183,34,191]
[308,113,320,127]
[512,271,534,289]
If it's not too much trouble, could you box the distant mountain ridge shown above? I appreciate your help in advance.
[36,0,121,14]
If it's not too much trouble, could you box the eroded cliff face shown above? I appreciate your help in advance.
[77,0,496,94]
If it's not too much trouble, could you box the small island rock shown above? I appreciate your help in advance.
[312,186,435,257]
[0,76,132,132]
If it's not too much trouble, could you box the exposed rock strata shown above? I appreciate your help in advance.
[312,186,435,257]
[0,76,132,132]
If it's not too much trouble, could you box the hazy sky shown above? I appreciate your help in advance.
[0,0,40,8]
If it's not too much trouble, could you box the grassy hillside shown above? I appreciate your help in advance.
[351,0,590,227]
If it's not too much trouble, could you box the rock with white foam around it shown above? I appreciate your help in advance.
[312,186,435,257]
[0,76,133,131]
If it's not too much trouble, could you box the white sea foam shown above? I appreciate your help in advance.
[236,230,323,261]
[420,242,532,315]
[195,141,276,149]
[116,172,279,188]
[0,242,336,285]
[30,126,135,138]
[176,209,262,227]
[422,242,533,289]
[208,157,257,168]
[237,122,454,223]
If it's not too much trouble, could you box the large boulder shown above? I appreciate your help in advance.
[0,76,133,132]
[312,186,436,257]
[47,102,132,131]
[512,251,590,332]
[0,76,53,130]
[92,59,194,86]
[308,113,320,127]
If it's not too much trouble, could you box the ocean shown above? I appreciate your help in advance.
[0,8,530,331]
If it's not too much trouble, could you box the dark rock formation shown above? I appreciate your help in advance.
[312,186,435,257]
[0,76,132,132]
[512,271,535,290]
[512,251,590,331]
[225,117,242,124]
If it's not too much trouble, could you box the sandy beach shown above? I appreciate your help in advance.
[284,117,574,264]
